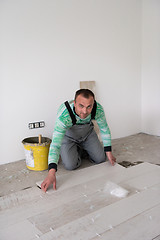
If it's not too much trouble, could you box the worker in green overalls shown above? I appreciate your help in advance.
[41,89,116,192]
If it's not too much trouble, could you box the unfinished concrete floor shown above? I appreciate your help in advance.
[0,133,159,197]
[0,133,160,240]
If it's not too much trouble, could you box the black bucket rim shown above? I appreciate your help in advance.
[22,136,52,146]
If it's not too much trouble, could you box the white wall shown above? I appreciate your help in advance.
[0,0,142,164]
[141,0,160,136]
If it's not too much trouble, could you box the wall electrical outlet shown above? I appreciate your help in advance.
[28,121,45,129]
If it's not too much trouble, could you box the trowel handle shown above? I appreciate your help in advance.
[39,134,42,144]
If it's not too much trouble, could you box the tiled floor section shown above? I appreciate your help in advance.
[0,162,160,240]
[1,133,160,197]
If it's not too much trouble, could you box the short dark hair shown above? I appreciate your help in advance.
[74,89,95,101]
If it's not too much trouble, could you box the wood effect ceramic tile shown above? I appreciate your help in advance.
[54,162,124,191]
[1,173,119,232]
[30,186,160,240]
[36,163,160,201]
[85,183,160,231]
[0,164,122,229]
[0,187,41,211]
[36,162,124,193]
[2,162,156,212]
[73,163,160,196]
[91,204,160,240]
[122,162,160,176]
[37,163,159,195]
[0,183,92,230]
[0,219,42,240]
[28,180,160,236]
[1,163,158,234]
[28,186,121,234]
[153,236,160,240]
[1,174,112,231]
[32,216,104,240]
[0,189,59,229]
[122,168,160,190]
[1,163,159,240]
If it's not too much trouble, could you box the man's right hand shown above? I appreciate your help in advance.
[41,169,56,192]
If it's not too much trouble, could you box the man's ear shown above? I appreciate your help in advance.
[74,100,76,106]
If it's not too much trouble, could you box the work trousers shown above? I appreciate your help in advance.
[60,121,106,170]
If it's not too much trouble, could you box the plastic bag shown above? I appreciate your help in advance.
[103,181,129,198]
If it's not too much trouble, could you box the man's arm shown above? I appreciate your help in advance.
[48,103,73,170]
[95,103,116,165]
[41,102,73,192]
[95,103,112,148]
[41,118,68,192]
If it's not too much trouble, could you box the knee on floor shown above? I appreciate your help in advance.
[63,158,81,171]
[91,153,106,164]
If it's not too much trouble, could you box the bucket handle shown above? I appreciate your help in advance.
[39,134,42,144]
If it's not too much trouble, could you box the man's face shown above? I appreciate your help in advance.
[74,94,94,119]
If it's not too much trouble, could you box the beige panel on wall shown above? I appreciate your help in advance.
[80,81,96,98]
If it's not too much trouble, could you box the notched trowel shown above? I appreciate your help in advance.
[36,181,55,192]
[36,181,42,189]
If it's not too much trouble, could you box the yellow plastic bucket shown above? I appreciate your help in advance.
[22,135,52,171]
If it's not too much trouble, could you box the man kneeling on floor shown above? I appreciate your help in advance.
[41,89,116,192]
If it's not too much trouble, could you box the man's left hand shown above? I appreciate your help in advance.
[106,152,116,166]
